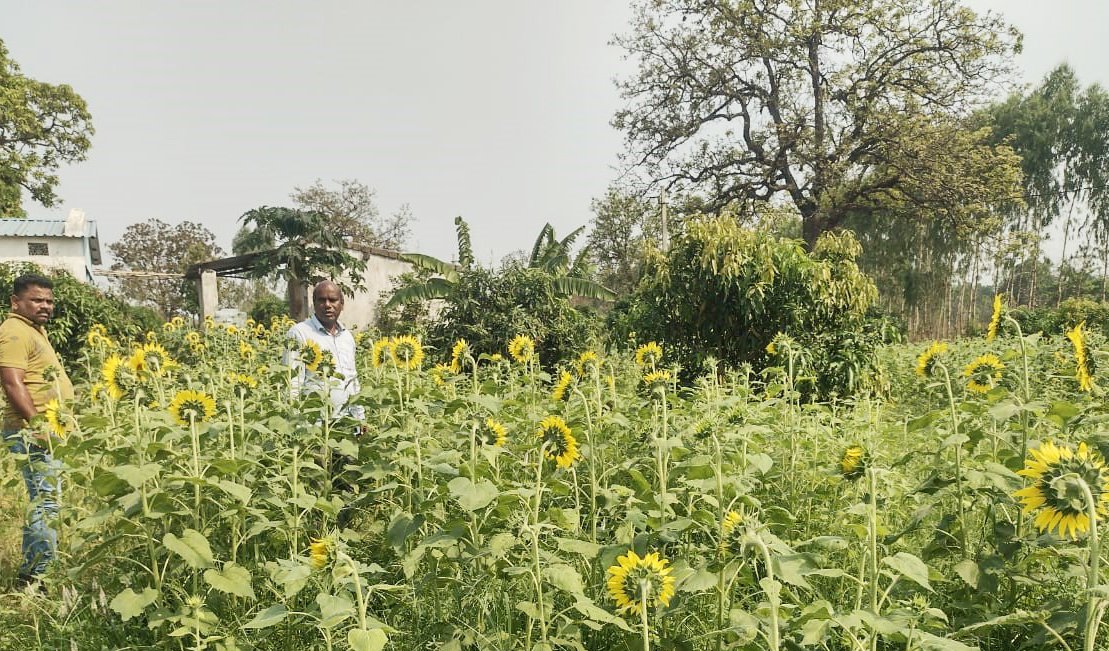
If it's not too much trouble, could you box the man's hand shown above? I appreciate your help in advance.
[0,366,39,423]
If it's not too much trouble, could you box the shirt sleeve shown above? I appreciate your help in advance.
[0,326,29,370]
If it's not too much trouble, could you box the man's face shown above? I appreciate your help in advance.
[11,285,54,326]
[313,284,344,326]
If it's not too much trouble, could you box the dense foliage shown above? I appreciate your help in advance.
[611,217,880,397]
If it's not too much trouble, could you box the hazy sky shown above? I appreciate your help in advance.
[4,1,1107,266]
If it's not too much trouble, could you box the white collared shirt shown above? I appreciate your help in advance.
[285,315,365,420]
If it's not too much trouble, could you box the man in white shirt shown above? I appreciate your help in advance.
[285,280,365,421]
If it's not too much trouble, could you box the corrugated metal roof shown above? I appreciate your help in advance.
[0,218,98,238]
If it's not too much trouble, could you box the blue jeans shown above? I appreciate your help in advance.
[3,429,59,577]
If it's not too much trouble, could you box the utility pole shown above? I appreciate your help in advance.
[659,190,670,253]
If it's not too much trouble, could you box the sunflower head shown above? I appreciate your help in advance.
[1066,322,1096,392]
[606,550,676,616]
[508,335,536,364]
[641,370,672,396]
[635,342,663,369]
[915,341,948,378]
[987,294,1003,341]
[229,372,258,394]
[168,389,217,427]
[719,511,744,557]
[239,340,256,361]
[840,445,868,480]
[479,418,507,447]
[537,415,579,468]
[86,324,114,349]
[552,370,575,402]
[43,398,72,439]
[371,338,392,369]
[1014,441,1109,539]
[962,353,1004,393]
[449,339,472,374]
[185,331,202,345]
[575,350,601,377]
[298,339,324,373]
[309,535,336,570]
[101,354,136,400]
[390,335,425,371]
[430,363,452,387]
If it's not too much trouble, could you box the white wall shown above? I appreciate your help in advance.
[0,237,88,279]
[336,252,413,330]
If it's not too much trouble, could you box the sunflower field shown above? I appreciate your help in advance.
[1,297,1108,651]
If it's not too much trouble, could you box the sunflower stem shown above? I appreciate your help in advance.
[532,444,549,644]
[640,586,651,651]
[1080,479,1102,651]
[939,363,969,558]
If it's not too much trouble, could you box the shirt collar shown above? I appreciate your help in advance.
[7,312,43,331]
[309,314,345,335]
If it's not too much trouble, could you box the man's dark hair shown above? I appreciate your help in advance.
[12,274,54,296]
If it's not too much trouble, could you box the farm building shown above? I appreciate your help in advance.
[0,210,102,281]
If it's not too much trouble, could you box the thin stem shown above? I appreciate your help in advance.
[1080,479,1102,651]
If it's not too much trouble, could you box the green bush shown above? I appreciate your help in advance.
[1009,298,1109,338]
[427,266,600,366]
[248,293,289,326]
[611,216,882,397]
[0,262,157,372]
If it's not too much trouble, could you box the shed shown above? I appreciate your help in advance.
[0,210,102,281]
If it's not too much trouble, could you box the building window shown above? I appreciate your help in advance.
[28,242,49,256]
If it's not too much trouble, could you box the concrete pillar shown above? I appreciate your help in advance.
[198,269,218,323]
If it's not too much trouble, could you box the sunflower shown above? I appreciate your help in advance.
[575,350,601,377]
[840,445,868,480]
[962,353,1004,393]
[101,354,135,400]
[86,324,114,349]
[239,340,256,361]
[606,550,676,616]
[390,335,424,371]
[719,511,744,557]
[1014,441,1109,539]
[89,382,109,404]
[43,399,71,438]
[635,342,663,369]
[488,353,503,363]
[229,372,258,394]
[450,338,472,374]
[298,340,323,373]
[551,370,574,402]
[1066,322,1095,392]
[309,535,335,570]
[987,294,1003,341]
[508,335,536,364]
[371,338,392,369]
[168,389,217,427]
[185,331,202,345]
[140,342,177,377]
[479,418,507,447]
[430,363,452,387]
[537,415,579,468]
[914,341,948,378]
[642,370,672,395]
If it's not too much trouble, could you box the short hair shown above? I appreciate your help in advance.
[12,274,53,296]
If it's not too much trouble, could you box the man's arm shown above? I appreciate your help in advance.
[0,366,38,422]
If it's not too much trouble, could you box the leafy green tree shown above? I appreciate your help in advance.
[613,0,1021,248]
[239,206,366,320]
[108,219,223,318]
[0,39,93,216]
[588,187,660,295]
[290,178,413,248]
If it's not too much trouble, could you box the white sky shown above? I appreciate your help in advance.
[3,1,1107,266]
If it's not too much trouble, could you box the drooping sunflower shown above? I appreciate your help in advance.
[141,342,177,377]
[719,511,744,557]
[962,353,1004,393]
[101,354,135,400]
[298,339,323,373]
[914,341,948,378]
[309,535,335,570]
[508,335,536,364]
[635,342,663,369]
[168,389,217,427]
[229,372,258,394]
[536,415,580,468]
[479,418,507,447]
[86,324,114,349]
[642,370,672,395]
[551,370,575,402]
[450,338,472,374]
[1066,322,1095,392]
[987,294,1003,342]
[839,445,868,480]
[430,363,452,387]
[606,550,676,616]
[1014,440,1109,539]
[390,335,424,371]
[575,350,601,377]
[239,340,256,361]
[43,399,71,439]
[488,353,503,363]
[371,338,392,369]
[185,331,203,346]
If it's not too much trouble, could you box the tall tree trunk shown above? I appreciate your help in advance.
[1057,197,1076,307]
[1102,238,1108,303]
[287,278,309,321]
[970,241,981,326]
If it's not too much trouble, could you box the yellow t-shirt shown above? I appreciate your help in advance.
[0,313,74,430]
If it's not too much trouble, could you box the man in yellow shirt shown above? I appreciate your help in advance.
[0,274,73,584]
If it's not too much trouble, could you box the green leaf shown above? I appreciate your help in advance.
[316,593,354,628]
[447,476,499,512]
[242,603,287,629]
[163,529,215,569]
[545,564,586,595]
[882,552,933,592]
[555,537,602,559]
[110,587,159,622]
[678,567,717,593]
[217,480,252,504]
[953,559,979,589]
[914,631,978,651]
[773,553,818,589]
[109,463,161,489]
[573,598,633,632]
[203,563,255,599]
